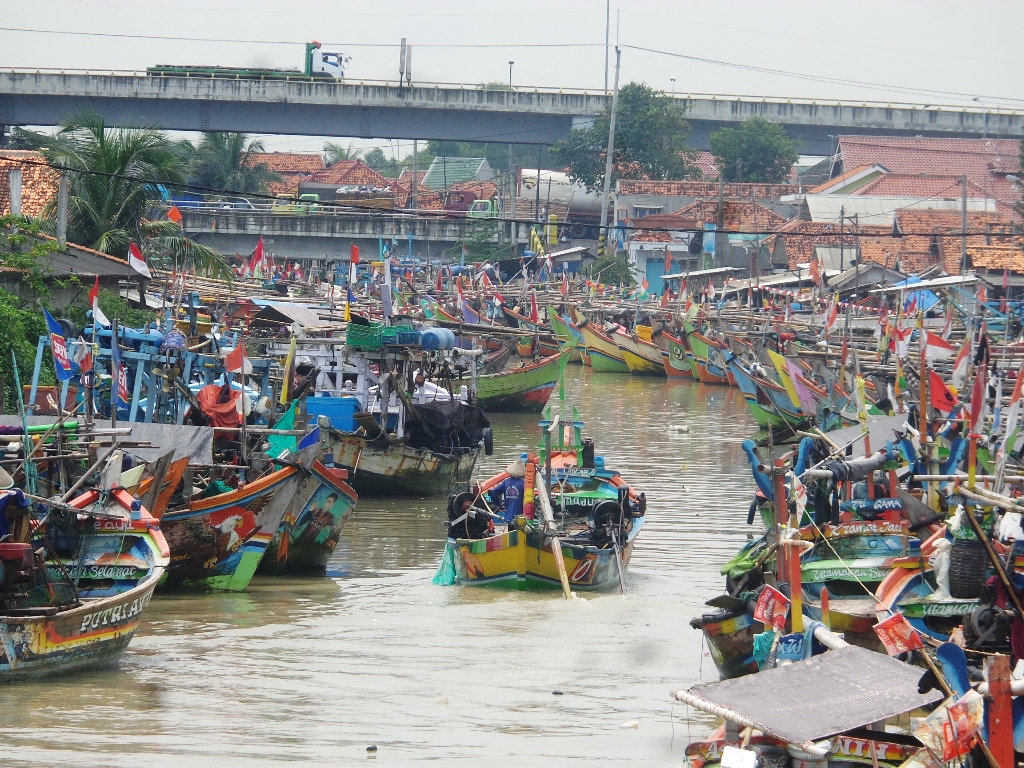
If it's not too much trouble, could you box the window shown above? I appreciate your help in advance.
[632,206,663,219]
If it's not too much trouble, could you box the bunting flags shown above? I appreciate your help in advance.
[43,308,74,381]
[127,243,152,278]
[922,330,955,363]
[89,276,110,329]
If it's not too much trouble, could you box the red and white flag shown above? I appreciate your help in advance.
[248,236,265,276]
[530,290,539,324]
[951,340,972,389]
[969,369,986,433]
[224,341,252,375]
[753,585,791,630]
[889,323,914,359]
[88,275,109,328]
[128,243,152,278]
[824,295,839,335]
[922,330,955,363]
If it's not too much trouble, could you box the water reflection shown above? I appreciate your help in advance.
[1,368,754,766]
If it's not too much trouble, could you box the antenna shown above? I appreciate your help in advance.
[399,38,407,82]
[405,45,412,86]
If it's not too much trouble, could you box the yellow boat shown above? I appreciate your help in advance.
[613,331,666,377]
[577,320,630,373]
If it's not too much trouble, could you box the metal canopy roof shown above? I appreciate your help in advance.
[676,646,941,748]
[822,414,913,459]
[870,274,979,293]
[663,267,743,279]
[250,301,325,328]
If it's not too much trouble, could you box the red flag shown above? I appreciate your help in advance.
[560,270,568,297]
[435,268,443,293]
[824,295,839,334]
[929,370,959,414]
[128,243,152,278]
[482,271,492,288]
[969,370,985,433]
[166,204,183,224]
[224,342,246,374]
[660,291,669,308]
[978,284,988,305]
[530,290,539,324]
[248,236,265,274]
[664,248,672,274]
[350,243,360,264]
[809,256,822,287]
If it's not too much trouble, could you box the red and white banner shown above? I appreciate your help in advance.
[873,612,923,655]
[753,585,791,630]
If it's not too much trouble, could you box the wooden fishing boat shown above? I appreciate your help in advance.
[476,347,571,413]
[515,335,561,358]
[727,354,799,429]
[549,311,589,365]
[658,331,695,378]
[613,331,666,377]
[159,450,310,591]
[441,412,645,590]
[260,461,358,574]
[0,475,169,681]
[685,326,732,385]
[689,604,761,679]
[577,320,630,373]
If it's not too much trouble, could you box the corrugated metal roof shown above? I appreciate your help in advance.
[421,157,493,190]
[803,194,996,225]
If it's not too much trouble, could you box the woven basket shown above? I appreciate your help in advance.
[949,538,990,599]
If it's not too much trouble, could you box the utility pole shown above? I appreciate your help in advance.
[839,205,845,272]
[598,46,621,259]
[960,173,968,279]
[411,140,418,211]
[604,1,610,93]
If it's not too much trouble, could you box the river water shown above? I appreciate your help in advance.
[2,368,760,767]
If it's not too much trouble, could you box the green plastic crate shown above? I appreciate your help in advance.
[346,322,383,349]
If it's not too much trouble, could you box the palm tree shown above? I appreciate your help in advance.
[323,141,358,166]
[188,132,280,195]
[41,113,230,278]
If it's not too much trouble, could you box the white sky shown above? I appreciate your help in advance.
[3,0,1023,157]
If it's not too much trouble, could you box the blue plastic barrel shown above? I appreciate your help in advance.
[306,395,361,432]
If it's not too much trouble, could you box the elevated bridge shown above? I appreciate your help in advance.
[2,70,1022,152]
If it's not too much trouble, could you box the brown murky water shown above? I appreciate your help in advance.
[0,368,759,766]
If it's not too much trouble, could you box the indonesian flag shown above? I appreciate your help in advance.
[89,275,110,328]
[923,330,955,363]
[248,236,265,276]
[890,323,914,359]
[951,340,971,389]
[969,370,986,433]
[1004,368,1024,455]
[904,293,917,316]
[530,290,539,324]
[128,243,152,278]
[493,291,505,308]
[809,255,822,287]
[482,271,492,288]
[941,308,953,340]
[824,295,839,335]
[224,340,252,374]
[929,370,959,414]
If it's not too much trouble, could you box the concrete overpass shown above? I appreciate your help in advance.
[2,70,1022,152]
[181,210,529,262]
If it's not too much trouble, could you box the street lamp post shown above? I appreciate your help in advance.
[509,61,514,90]
[670,77,676,98]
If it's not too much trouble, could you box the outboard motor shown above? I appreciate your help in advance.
[582,439,595,469]
[446,491,490,539]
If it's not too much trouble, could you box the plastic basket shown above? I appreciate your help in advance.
[381,327,421,346]
[346,322,383,349]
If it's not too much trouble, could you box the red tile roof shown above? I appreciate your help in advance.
[669,199,787,231]
[449,180,497,200]
[969,245,1024,274]
[616,180,801,199]
[244,152,324,174]
[851,174,991,199]
[0,151,59,217]
[692,150,719,180]
[837,135,1021,203]
[304,160,394,188]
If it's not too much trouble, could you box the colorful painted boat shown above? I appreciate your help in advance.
[159,453,308,590]
[684,326,731,385]
[659,331,695,378]
[577,320,630,373]
[689,605,761,679]
[0,483,168,681]
[476,347,571,413]
[727,354,794,429]
[260,461,358,574]
[549,312,588,365]
[443,418,645,590]
[515,335,561,358]
[614,332,666,376]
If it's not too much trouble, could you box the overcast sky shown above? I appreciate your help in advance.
[3,0,1023,156]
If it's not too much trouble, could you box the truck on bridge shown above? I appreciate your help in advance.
[147,41,351,81]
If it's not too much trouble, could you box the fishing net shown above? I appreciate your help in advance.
[431,541,457,586]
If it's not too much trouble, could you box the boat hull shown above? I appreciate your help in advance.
[661,332,694,378]
[476,348,570,413]
[579,323,630,373]
[690,608,761,680]
[615,335,666,377]
[329,431,481,496]
[260,462,358,574]
[450,518,642,591]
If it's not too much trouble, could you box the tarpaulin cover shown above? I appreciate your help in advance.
[686,645,941,746]
[406,401,489,453]
[823,414,911,459]
[0,417,214,465]
[196,383,242,429]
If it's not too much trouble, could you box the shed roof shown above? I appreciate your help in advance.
[421,157,493,190]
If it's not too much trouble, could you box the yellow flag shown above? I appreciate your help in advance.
[279,335,297,405]
[344,299,351,323]
[854,374,869,434]
[767,350,802,410]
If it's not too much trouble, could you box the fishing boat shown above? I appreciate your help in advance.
[260,459,358,574]
[475,347,571,413]
[158,446,314,590]
[548,311,589,365]
[437,408,645,591]
[684,325,732,385]
[576,318,630,373]
[0,459,169,681]
[613,327,666,377]
[658,330,696,378]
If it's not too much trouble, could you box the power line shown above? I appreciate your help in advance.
[622,44,1024,106]
[0,27,602,49]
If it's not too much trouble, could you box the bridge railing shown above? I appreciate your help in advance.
[3,67,1020,115]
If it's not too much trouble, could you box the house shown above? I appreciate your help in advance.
[420,157,494,190]
[614,180,802,224]
[298,160,396,206]
[0,150,59,217]
[245,152,325,196]
[830,136,1022,205]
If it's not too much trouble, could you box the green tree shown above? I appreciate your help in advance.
[709,117,799,183]
[363,147,395,175]
[324,141,358,166]
[40,114,230,278]
[189,132,280,194]
[551,82,699,191]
